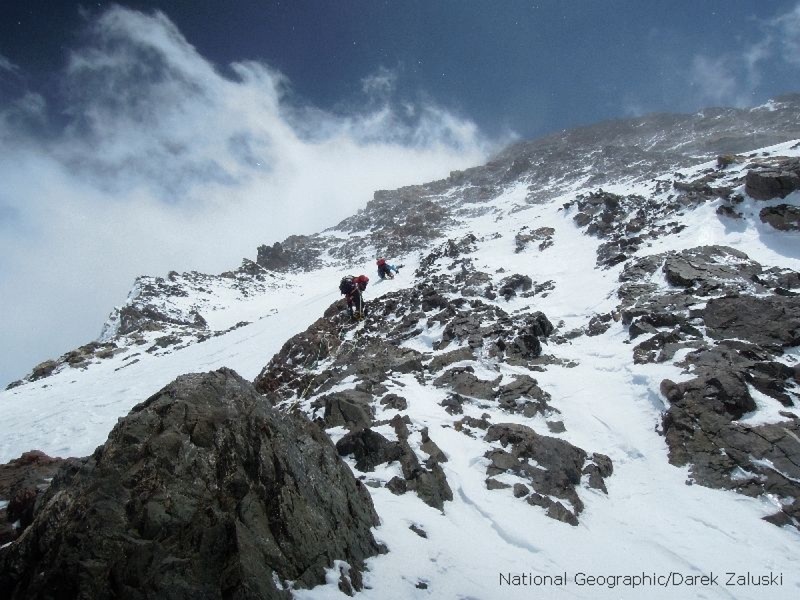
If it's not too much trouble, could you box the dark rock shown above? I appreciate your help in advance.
[336,429,403,472]
[433,367,499,400]
[760,204,800,231]
[409,524,428,538]
[428,347,475,373]
[513,483,530,498]
[321,390,375,430]
[495,375,555,417]
[745,167,800,200]
[256,235,327,272]
[0,451,74,545]
[486,478,511,490]
[379,393,408,410]
[386,476,407,495]
[0,369,381,598]
[505,312,554,363]
[419,428,448,465]
[716,204,742,219]
[484,423,611,524]
[663,246,756,288]
[498,274,533,299]
[587,313,613,336]
[703,295,800,348]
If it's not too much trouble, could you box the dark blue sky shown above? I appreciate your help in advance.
[2,1,799,139]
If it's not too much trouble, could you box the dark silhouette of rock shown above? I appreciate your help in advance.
[336,429,403,472]
[0,369,381,599]
[760,204,800,231]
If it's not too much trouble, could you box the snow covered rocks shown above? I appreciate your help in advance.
[0,368,381,598]
[617,245,800,526]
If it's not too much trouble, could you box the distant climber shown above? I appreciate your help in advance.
[376,257,400,280]
[339,274,369,320]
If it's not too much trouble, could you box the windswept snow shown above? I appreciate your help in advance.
[2,140,800,599]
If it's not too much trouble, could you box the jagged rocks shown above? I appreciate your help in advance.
[662,368,800,526]
[495,375,556,418]
[760,204,800,231]
[498,274,532,299]
[433,367,500,400]
[484,424,612,525]
[663,246,760,288]
[617,244,800,527]
[0,369,381,599]
[504,312,554,364]
[256,235,327,272]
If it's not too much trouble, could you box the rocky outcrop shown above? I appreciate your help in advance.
[256,235,328,272]
[745,159,800,200]
[616,245,800,526]
[484,424,612,526]
[0,369,381,599]
[760,204,800,231]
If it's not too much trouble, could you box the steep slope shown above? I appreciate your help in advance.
[2,99,800,599]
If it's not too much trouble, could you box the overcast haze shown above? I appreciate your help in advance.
[1,1,800,386]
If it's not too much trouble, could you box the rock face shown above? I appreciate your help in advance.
[616,245,800,526]
[0,451,75,546]
[0,369,381,599]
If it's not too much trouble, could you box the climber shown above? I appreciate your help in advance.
[376,257,400,280]
[339,274,369,320]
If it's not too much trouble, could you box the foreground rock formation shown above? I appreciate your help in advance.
[0,369,381,599]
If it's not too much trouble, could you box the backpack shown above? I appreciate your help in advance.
[339,276,355,295]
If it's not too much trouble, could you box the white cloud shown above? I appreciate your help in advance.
[0,54,18,73]
[0,6,503,385]
[685,2,800,107]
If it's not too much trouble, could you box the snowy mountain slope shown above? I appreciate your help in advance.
[2,102,800,599]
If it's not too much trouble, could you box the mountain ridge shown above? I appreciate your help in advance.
[2,96,800,599]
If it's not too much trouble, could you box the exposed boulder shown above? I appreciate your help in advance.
[0,369,381,599]
[663,246,758,288]
[336,429,403,472]
[318,390,375,430]
[745,163,800,200]
[760,204,800,231]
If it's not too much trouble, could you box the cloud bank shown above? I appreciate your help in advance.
[0,7,500,385]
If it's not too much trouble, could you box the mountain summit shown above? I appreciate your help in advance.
[2,97,800,599]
